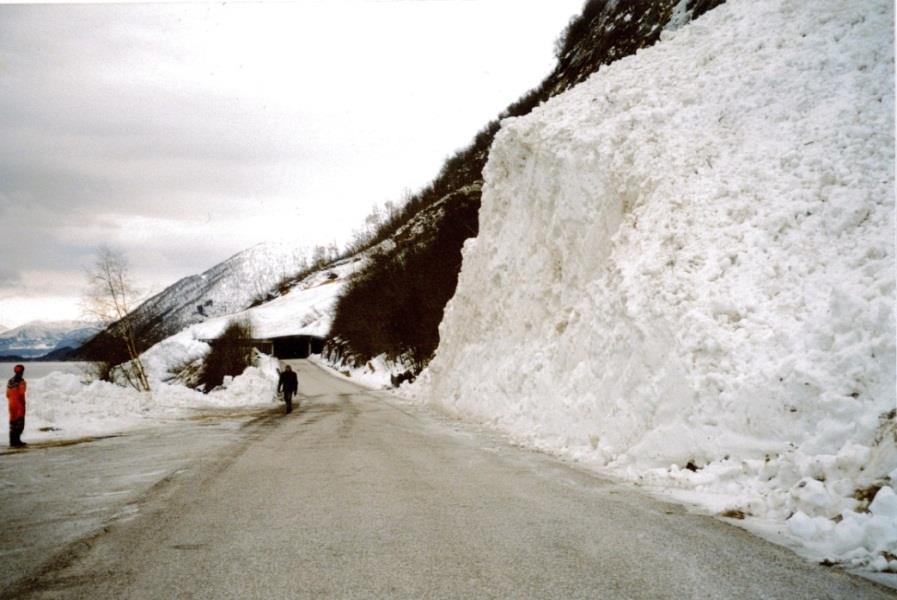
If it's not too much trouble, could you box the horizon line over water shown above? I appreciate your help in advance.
[0,361,89,380]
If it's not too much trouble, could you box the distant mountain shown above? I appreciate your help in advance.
[77,242,309,359]
[0,320,101,359]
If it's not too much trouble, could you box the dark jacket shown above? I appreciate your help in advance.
[278,370,298,394]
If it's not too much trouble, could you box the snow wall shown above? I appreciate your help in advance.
[414,0,896,570]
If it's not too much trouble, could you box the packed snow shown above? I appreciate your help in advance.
[411,0,896,575]
[2,0,893,580]
[310,353,403,390]
[1,353,280,443]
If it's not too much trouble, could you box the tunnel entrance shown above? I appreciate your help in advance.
[269,335,325,359]
[199,335,325,359]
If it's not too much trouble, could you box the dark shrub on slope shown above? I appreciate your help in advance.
[330,189,480,369]
[198,318,255,392]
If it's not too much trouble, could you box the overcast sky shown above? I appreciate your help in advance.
[0,0,582,328]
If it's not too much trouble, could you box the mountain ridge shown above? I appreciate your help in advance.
[0,320,101,359]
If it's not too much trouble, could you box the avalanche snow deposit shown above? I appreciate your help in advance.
[414,0,896,573]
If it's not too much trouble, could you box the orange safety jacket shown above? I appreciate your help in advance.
[6,378,26,422]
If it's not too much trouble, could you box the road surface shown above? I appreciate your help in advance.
[3,360,893,599]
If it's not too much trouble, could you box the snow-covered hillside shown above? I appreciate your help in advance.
[141,258,356,383]
[137,241,311,334]
[0,320,100,358]
[78,241,310,358]
[413,0,895,573]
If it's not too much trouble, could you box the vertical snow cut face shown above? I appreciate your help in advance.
[416,0,895,571]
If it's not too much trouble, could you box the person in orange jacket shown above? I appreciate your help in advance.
[7,364,26,447]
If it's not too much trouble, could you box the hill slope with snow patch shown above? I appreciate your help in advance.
[414,0,895,573]
[77,242,308,359]
[140,258,356,383]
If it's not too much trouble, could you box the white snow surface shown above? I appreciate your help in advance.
[3,353,280,442]
[311,353,405,391]
[411,0,896,573]
[153,241,311,324]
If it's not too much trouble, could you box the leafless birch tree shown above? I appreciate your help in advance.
[83,246,151,392]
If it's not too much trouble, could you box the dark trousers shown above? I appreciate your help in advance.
[283,391,294,413]
[9,418,24,446]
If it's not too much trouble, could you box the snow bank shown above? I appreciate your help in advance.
[310,353,408,390]
[3,351,281,443]
[413,0,895,572]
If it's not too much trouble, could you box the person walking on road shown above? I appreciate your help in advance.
[7,364,27,447]
[277,364,299,414]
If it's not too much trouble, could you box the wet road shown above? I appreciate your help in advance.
[3,361,893,599]
[0,408,278,596]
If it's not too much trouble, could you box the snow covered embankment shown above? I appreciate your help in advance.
[3,354,280,443]
[413,0,896,573]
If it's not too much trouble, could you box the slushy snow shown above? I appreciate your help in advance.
[412,0,896,573]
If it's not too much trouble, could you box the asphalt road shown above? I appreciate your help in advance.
[5,361,894,599]
[0,409,278,597]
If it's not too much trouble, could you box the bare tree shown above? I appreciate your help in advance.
[83,246,151,392]
[310,245,328,268]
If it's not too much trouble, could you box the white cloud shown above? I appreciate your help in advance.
[0,0,583,327]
